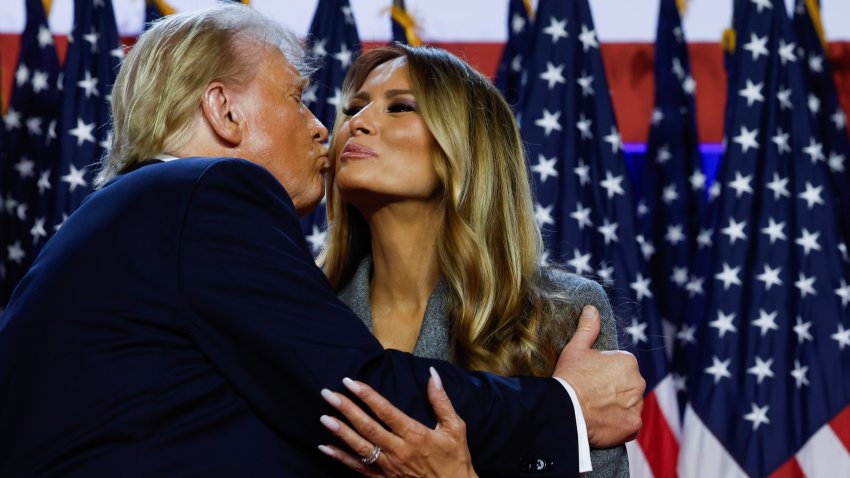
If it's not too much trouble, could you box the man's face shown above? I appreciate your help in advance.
[236,49,329,216]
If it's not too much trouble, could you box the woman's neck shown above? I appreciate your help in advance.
[363,202,442,351]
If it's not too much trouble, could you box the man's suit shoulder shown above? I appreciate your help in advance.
[106,157,275,191]
[95,157,295,216]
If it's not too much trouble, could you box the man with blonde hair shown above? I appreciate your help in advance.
[0,4,643,476]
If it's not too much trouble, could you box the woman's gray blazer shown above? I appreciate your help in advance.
[338,256,630,478]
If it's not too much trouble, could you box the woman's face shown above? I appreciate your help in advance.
[332,57,441,211]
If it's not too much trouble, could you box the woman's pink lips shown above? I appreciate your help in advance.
[340,142,377,160]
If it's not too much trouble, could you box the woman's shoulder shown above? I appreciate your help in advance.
[537,266,619,350]
[538,267,607,300]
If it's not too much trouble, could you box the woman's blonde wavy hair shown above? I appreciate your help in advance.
[321,45,580,376]
[95,3,312,188]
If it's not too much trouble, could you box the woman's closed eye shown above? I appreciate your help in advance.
[341,104,363,116]
[387,102,417,113]
[342,102,417,116]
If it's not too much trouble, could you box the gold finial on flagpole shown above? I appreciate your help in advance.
[391,1,423,47]
[805,0,829,57]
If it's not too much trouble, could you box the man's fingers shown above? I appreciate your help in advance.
[565,305,601,351]
[426,367,464,432]
[318,444,382,477]
[341,377,427,438]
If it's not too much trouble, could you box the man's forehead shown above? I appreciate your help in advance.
[237,36,305,88]
[271,50,309,90]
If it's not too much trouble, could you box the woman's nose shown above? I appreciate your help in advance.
[348,105,375,136]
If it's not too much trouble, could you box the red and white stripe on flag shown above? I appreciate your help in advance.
[678,404,850,478]
[627,374,681,477]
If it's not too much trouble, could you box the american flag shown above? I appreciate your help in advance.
[679,0,850,476]
[642,0,706,348]
[494,0,532,109]
[390,0,421,47]
[0,49,5,114]
[640,0,706,434]
[299,0,361,256]
[792,0,850,248]
[144,0,174,25]
[0,0,61,307]
[515,0,679,475]
[38,0,122,247]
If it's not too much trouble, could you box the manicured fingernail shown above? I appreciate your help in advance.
[582,305,597,319]
[429,366,443,390]
[342,377,362,394]
[321,388,341,407]
[318,445,335,457]
[320,415,339,432]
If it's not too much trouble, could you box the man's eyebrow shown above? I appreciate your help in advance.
[293,77,311,91]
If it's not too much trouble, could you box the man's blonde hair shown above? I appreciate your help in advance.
[95,3,313,187]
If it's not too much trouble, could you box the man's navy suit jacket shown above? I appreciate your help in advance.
[0,157,579,477]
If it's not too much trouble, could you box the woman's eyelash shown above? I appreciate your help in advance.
[341,102,417,116]
[388,103,417,113]
[342,106,362,116]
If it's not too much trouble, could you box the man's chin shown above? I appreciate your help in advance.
[295,192,325,218]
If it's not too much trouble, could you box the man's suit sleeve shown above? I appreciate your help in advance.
[176,159,580,476]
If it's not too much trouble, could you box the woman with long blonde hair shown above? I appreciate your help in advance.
[320,44,628,477]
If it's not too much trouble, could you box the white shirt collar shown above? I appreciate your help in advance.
[153,153,179,162]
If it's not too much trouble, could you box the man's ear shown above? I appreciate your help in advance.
[200,81,243,146]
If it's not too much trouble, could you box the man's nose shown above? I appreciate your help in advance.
[310,112,329,143]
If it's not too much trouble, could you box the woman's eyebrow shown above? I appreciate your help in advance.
[349,91,370,102]
[384,89,414,98]
[349,89,414,102]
